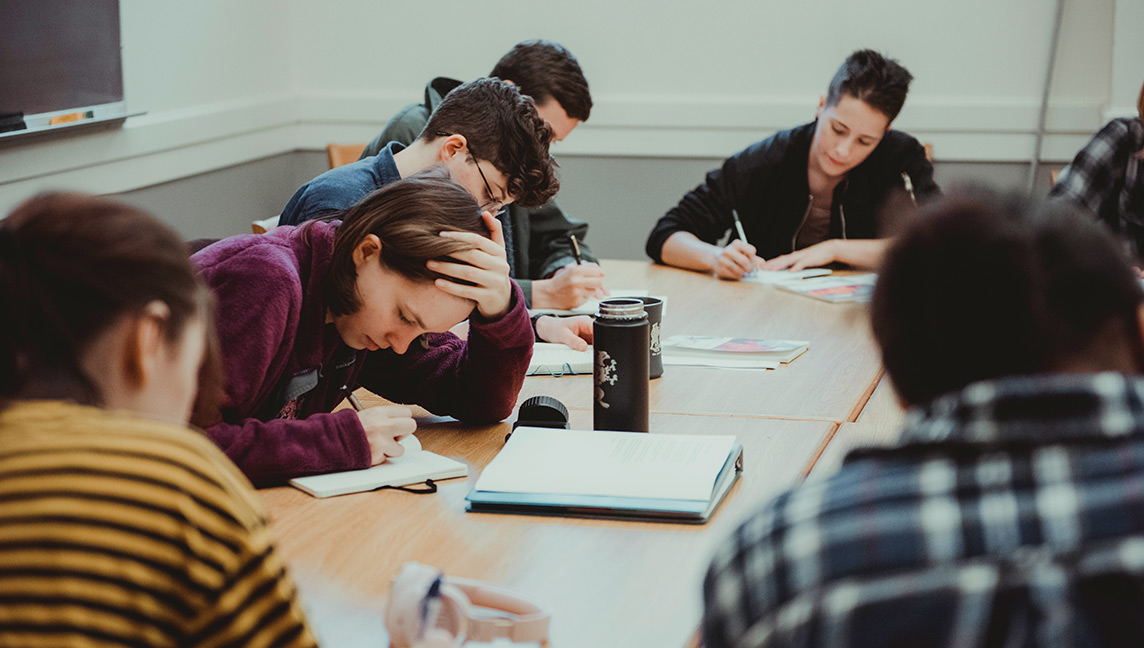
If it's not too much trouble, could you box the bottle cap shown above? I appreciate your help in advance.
[597,298,646,320]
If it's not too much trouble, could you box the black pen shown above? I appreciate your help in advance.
[569,234,583,265]
[343,384,364,411]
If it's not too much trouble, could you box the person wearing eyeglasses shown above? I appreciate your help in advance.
[647,50,940,280]
[358,40,605,312]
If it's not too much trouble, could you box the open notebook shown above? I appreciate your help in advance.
[466,427,743,523]
[776,274,877,303]
[527,342,593,376]
[289,435,468,498]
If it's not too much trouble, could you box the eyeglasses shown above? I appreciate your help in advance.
[435,130,506,215]
[470,155,506,215]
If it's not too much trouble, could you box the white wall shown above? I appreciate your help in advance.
[0,0,295,214]
[0,0,1136,216]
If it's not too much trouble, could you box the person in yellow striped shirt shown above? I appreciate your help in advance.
[0,193,317,647]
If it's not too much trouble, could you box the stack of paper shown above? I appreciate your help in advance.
[742,268,833,284]
[661,336,809,369]
[775,274,877,303]
[466,427,743,523]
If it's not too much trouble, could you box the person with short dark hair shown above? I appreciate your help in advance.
[280,77,558,227]
[648,49,939,279]
[1049,77,1144,258]
[0,193,317,646]
[358,40,604,311]
[703,189,1144,647]
[196,172,533,486]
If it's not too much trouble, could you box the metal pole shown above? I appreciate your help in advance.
[1028,0,1067,194]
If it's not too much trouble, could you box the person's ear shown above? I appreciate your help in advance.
[438,134,469,163]
[353,234,383,270]
[123,301,170,389]
[1133,304,1144,370]
[816,94,826,118]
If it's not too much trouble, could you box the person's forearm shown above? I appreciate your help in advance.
[660,231,722,273]
[832,239,889,269]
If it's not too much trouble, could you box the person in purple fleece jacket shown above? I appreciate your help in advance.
[193,173,533,486]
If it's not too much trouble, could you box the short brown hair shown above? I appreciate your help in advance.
[873,189,1144,405]
[421,77,559,208]
[324,170,490,316]
[0,193,224,424]
[826,49,913,123]
[490,40,592,122]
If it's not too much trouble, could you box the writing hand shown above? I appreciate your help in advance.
[357,405,417,465]
[533,262,608,309]
[714,239,762,280]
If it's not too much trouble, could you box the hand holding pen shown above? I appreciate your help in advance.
[345,386,416,465]
[714,209,763,280]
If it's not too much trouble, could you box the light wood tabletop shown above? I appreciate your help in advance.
[262,259,896,647]
[854,373,905,426]
[264,410,835,648]
[806,422,902,480]
[518,260,884,423]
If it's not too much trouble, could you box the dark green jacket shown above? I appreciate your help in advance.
[361,77,597,306]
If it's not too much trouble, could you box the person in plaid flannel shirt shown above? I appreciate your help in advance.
[704,189,1144,647]
[1050,78,1144,258]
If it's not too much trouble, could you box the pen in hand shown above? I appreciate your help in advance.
[569,234,583,265]
[346,390,364,412]
[418,575,444,640]
[730,209,756,277]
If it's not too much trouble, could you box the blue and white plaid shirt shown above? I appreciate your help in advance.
[704,373,1144,648]
[1050,117,1144,256]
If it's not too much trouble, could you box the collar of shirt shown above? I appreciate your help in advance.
[899,372,1144,447]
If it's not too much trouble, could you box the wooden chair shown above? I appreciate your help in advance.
[1050,169,1061,186]
[923,142,934,162]
[326,143,367,169]
[251,215,279,234]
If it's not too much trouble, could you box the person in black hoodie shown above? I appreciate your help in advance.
[647,49,939,280]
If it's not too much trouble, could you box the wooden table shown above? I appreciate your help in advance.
[517,261,884,423]
[262,259,895,647]
[265,410,835,647]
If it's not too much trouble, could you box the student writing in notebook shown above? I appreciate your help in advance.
[0,193,316,646]
[194,173,533,486]
[358,40,607,311]
[646,49,939,279]
[1050,76,1144,258]
[705,190,1144,647]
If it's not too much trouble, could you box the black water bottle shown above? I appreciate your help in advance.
[593,298,650,432]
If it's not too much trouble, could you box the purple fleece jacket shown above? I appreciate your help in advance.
[192,222,533,486]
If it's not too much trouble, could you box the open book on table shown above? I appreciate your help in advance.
[527,342,593,376]
[289,435,468,498]
[466,427,743,523]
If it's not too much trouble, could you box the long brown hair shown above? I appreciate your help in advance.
[1137,78,1144,158]
[0,193,224,424]
[324,170,490,316]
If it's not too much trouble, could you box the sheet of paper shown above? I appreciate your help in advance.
[473,428,736,501]
[532,289,650,315]
[662,355,779,369]
[743,268,833,284]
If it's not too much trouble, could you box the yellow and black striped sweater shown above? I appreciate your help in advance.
[0,400,318,647]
